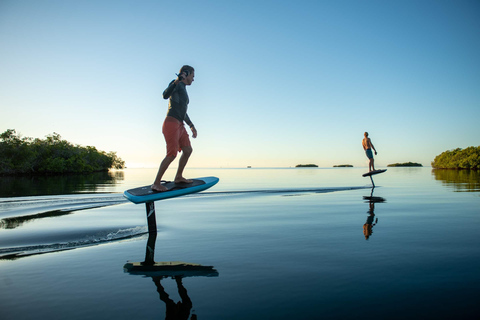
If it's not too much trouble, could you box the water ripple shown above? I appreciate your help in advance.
[0,226,147,260]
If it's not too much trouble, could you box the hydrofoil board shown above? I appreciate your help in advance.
[362,169,387,177]
[124,176,219,204]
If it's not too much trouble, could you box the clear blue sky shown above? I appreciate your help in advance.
[1,0,479,168]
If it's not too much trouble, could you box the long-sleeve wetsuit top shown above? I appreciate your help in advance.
[162,80,194,127]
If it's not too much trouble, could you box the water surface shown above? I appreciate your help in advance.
[1,168,479,319]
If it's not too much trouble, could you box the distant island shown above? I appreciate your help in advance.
[333,164,353,167]
[296,164,318,168]
[387,162,423,167]
[0,129,125,175]
[431,146,480,170]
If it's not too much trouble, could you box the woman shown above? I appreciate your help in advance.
[152,65,197,192]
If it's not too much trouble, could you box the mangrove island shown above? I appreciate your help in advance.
[387,162,423,167]
[431,146,480,170]
[296,164,318,168]
[333,164,353,167]
[0,129,125,175]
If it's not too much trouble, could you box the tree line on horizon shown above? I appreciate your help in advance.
[431,146,480,170]
[1,129,477,174]
[0,129,125,175]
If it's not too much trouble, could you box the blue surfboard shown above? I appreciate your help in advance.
[124,176,219,204]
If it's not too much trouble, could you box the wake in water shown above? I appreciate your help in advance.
[0,227,147,260]
[0,186,370,259]
[0,194,128,220]
[0,194,145,260]
[201,186,369,196]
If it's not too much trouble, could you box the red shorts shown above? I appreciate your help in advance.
[162,116,191,157]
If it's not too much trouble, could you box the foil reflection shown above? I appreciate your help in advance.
[124,233,218,319]
[363,188,386,240]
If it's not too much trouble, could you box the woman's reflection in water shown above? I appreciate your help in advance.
[152,276,196,320]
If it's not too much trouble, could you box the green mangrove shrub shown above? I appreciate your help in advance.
[0,129,125,175]
[431,146,480,169]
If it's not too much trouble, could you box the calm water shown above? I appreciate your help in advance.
[1,168,479,319]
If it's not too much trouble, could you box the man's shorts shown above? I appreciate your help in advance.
[365,149,374,159]
[162,116,191,157]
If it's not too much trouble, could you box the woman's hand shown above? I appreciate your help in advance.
[191,126,197,138]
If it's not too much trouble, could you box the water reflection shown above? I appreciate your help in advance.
[1,207,87,230]
[363,188,386,240]
[0,171,124,197]
[432,169,480,192]
[124,233,218,319]
[153,276,196,320]
[0,194,125,229]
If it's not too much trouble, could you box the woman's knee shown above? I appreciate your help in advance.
[163,155,176,164]
[182,146,193,156]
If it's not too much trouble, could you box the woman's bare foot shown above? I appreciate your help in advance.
[174,177,193,184]
[151,184,168,192]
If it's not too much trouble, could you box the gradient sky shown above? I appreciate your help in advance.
[1,0,479,168]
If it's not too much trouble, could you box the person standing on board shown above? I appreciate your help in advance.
[362,132,377,172]
[152,65,197,192]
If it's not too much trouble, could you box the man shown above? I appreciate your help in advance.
[362,132,377,172]
[152,65,197,192]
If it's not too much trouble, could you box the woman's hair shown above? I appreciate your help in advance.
[179,65,195,76]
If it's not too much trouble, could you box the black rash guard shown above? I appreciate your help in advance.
[162,80,193,127]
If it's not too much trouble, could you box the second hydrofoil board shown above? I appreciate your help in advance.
[362,169,387,177]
